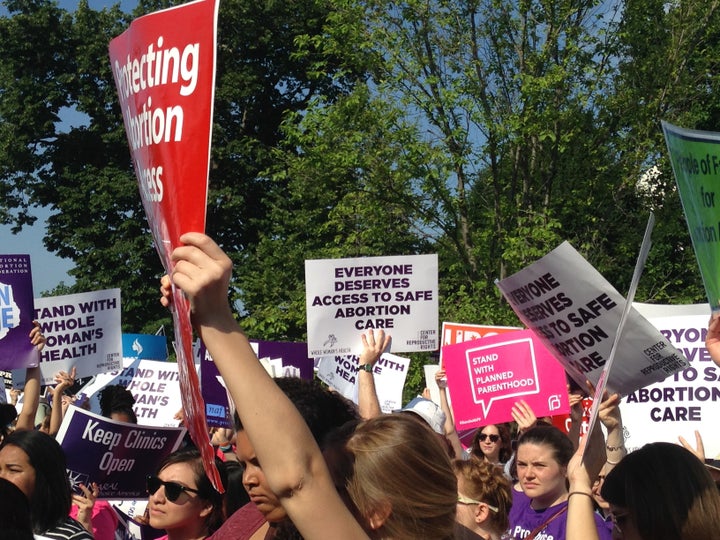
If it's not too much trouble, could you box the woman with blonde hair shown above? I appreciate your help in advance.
[453,456,512,540]
[324,414,457,540]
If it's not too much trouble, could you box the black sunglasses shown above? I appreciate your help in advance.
[146,475,200,502]
[478,433,500,443]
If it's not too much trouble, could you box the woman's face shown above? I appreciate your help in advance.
[609,504,641,540]
[477,425,501,462]
[515,442,567,508]
[148,462,212,533]
[235,430,287,523]
[455,474,479,531]
[0,444,36,499]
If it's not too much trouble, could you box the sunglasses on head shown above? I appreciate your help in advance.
[478,433,500,443]
[146,475,200,502]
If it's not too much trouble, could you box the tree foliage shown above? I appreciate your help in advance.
[1,0,718,397]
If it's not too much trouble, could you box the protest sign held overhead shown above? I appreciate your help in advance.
[0,255,38,371]
[316,351,410,413]
[199,340,315,429]
[621,302,720,451]
[57,406,186,499]
[305,254,439,356]
[662,121,720,312]
[12,288,123,386]
[443,329,569,429]
[496,242,688,396]
[109,0,220,489]
[80,358,183,428]
[108,0,217,262]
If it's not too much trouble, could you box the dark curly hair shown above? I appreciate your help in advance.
[234,376,359,444]
[98,384,137,424]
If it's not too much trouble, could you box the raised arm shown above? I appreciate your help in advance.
[16,322,46,431]
[47,367,76,436]
[162,233,367,540]
[357,329,390,420]
[565,423,605,540]
[434,368,463,458]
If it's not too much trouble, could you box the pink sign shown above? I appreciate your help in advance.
[444,329,569,430]
[108,0,220,491]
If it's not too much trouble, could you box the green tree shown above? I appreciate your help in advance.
[0,0,363,334]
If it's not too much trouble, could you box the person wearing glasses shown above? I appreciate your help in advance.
[470,424,513,467]
[453,456,512,540]
[146,446,227,540]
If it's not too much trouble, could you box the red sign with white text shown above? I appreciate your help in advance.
[108,0,220,490]
[108,0,217,269]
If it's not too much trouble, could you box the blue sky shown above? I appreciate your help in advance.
[1,0,139,294]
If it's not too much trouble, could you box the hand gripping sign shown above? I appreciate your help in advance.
[108,0,221,491]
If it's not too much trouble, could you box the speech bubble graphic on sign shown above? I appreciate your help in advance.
[466,337,540,416]
[444,329,569,430]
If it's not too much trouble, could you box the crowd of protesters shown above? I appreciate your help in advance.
[2,233,720,539]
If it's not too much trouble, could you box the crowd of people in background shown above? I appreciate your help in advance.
[2,232,720,539]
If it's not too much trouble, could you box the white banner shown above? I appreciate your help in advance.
[496,242,688,396]
[305,254,438,356]
[316,352,410,413]
[79,358,183,427]
[15,289,122,385]
[623,303,720,454]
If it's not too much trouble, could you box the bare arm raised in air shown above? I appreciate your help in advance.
[161,232,368,540]
[16,322,46,431]
[357,329,390,420]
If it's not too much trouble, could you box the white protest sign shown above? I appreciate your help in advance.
[316,352,410,413]
[80,358,183,427]
[16,289,122,385]
[496,242,688,396]
[305,254,438,356]
[621,302,720,453]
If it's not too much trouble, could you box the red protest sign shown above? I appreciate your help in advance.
[108,0,220,490]
[108,0,217,269]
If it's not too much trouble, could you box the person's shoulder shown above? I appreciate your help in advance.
[40,516,93,540]
[207,502,267,540]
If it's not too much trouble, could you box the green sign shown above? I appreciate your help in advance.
[662,121,720,311]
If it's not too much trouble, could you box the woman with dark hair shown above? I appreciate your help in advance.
[600,442,720,540]
[147,446,227,539]
[471,423,513,466]
[508,424,611,540]
[98,384,138,424]
[0,429,92,539]
[0,476,34,540]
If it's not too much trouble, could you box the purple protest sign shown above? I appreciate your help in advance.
[56,406,186,499]
[0,255,38,370]
[200,340,314,428]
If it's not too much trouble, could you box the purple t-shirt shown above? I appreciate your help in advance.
[507,490,612,540]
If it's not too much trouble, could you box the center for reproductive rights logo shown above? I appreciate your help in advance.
[466,337,540,417]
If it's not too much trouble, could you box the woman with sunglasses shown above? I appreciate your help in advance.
[471,424,512,467]
[453,456,512,540]
[147,446,227,540]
